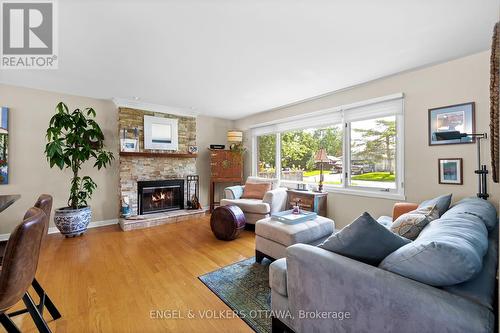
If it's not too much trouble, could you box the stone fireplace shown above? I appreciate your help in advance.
[138,179,184,215]
[118,107,206,231]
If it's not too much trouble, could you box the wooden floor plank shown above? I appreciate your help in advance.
[7,215,255,333]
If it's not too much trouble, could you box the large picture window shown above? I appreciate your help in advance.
[252,94,404,199]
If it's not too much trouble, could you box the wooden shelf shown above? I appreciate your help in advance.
[119,151,197,158]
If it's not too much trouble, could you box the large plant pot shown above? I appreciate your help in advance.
[54,206,92,237]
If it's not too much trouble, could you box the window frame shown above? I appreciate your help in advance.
[345,114,401,194]
[251,93,405,200]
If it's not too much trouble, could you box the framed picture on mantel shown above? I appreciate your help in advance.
[120,138,138,152]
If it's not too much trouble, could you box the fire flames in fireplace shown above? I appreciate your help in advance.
[151,190,171,203]
[148,189,175,210]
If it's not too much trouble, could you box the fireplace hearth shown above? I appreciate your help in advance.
[138,179,184,215]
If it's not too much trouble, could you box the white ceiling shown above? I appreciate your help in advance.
[1,0,499,120]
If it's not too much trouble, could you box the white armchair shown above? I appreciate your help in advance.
[220,177,288,224]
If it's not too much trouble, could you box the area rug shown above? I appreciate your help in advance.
[198,257,272,333]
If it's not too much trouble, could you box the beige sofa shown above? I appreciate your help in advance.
[220,177,288,224]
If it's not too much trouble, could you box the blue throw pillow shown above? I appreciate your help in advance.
[319,212,411,265]
[418,193,452,217]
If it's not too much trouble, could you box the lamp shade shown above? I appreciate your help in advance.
[227,130,243,143]
[314,148,329,163]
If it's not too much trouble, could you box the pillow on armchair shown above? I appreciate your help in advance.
[241,182,272,199]
[246,176,279,189]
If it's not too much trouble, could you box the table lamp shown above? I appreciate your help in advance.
[314,148,330,192]
[227,130,243,151]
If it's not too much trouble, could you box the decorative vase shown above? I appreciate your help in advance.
[54,206,92,237]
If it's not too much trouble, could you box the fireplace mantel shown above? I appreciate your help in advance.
[119,151,197,158]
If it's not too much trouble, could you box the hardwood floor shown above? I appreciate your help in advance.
[9,215,256,333]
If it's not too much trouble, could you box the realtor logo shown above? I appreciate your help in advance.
[1,0,58,69]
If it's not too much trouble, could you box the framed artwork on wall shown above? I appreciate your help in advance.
[0,107,8,185]
[438,158,463,185]
[428,102,475,146]
[144,116,178,151]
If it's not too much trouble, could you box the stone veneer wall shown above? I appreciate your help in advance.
[118,107,197,215]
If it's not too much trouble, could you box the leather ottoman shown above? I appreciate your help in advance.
[210,205,246,240]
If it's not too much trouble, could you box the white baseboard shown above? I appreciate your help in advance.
[47,218,119,234]
[0,218,119,241]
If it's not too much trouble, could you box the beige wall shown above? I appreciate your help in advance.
[0,84,120,234]
[235,51,500,228]
[196,115,235,206]
[0,84,234,234]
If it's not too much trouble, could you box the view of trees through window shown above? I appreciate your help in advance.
[256,115,397,189]
[257,134,276,178]
[350,116,396,189]
[280,125,343,184]
[257,125,344,184]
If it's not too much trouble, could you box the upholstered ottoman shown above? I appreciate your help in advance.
[255,216,335,262]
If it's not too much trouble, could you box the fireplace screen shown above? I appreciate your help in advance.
[138,179,184,215]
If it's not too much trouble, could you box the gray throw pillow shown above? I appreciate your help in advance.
[418,193,452,217]
[319,212,411,266]
[391,205,439,240]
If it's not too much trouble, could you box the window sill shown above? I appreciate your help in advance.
[279,180,405,200]
[323,186,406,201]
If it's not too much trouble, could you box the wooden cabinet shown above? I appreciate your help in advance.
[287,190,328,217]
[210,150,243,180]
[209,149,243,212]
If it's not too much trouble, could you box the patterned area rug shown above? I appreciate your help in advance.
[198,257,272,333]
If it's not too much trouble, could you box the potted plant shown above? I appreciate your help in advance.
[45,102,114,237]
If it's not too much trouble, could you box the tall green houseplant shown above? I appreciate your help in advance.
[45,102,114,236]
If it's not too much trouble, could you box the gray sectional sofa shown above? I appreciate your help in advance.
[269,197,498,333]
